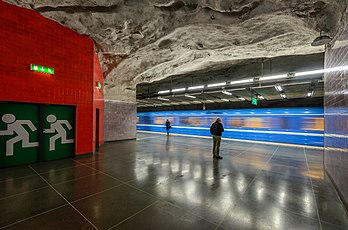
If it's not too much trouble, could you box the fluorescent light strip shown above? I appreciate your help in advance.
[185,94,196,98]
[221,99,229,102]
[188,85,204,90]
[222,90,232,95]
[158,90,170,94]
[259,74,288,81]
[157,97,170,101]
[207,82,226,88]
[172,88,186,92]
[238,97,246,101]
[307,91,314,97]
[275,85,283,91]
[206,100,214,103]
[230,78,253,85]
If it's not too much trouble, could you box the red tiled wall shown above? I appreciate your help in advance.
[0,1,103,155]
[93,50,104,147]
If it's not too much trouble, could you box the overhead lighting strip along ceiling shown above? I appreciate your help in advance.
[156,65,348,95]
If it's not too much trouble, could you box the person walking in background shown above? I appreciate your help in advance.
[165,119,171,136]
[210,118,224,159]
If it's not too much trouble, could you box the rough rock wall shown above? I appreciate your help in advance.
[4,0,348,102]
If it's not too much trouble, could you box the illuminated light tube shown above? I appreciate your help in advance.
[295,66,348,77]
[158,97,170,101]
[206,100,214,102]
[238,97,246,101]
[221,99,229,102]
[158,90,170,94]
[185,94,196,98]
[280,93,287,99]
[172,88,186,92]
[258,95,265,100]
[222,90,232,95]
[307,91,314,97]
[229,78,254,85]
[207,82,226,88]
[275,84,283,92]
[259,74,288,81]
[188,85,205,90]
[193,101,201,103]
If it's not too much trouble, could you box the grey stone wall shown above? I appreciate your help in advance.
[104,100,137,141]
[324,15,348,207]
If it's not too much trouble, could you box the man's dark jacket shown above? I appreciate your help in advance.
[211,122,224,136]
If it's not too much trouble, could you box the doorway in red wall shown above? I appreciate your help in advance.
[95,108,100,151]
[0,102,75,168]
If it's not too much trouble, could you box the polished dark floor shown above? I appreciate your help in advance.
[1,133,348,230]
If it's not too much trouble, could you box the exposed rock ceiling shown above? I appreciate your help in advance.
[4,0,348,102]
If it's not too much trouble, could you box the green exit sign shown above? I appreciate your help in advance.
[30,64,54,75]
[251,97,258,106]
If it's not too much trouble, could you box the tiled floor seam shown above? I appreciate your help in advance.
[28,166,100,230]
[0,204,68,230]
[304,148,323,230]
[107,200,160,230]
[0,185,51,201]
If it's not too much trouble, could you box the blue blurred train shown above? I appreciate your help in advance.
[137,107,324,147]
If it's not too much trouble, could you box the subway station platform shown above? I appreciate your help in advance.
[1,132,348,230]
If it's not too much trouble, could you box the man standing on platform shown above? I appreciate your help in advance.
[210,118,224,159]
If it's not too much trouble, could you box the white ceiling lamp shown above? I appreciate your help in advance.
[207,82,226,88]
[158,90,170,94]
[206,100,214,103]
[221,99,229,102]
[185,94,196,98]
[193,101,201,103]
[259,74,288,81]
[172,88,186,92]
[257,95,265,100]
[295,66,348,77]
[280,93,287,99]
[307,91,314,97]
[222,90,232,95]
[238,97,246,101]
[275,84,283,92]
[157,97,170,101]
[229,78,254,85]
[188,85,204,90]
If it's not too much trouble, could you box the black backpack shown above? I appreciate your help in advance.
[210,122,218,135]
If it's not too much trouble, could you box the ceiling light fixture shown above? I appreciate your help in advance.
[259,74,288,81]
[307,91,314,97]
[207,82,226,88]
[221,99,229,102]
[280,93,287,99]
[188,85,205,90]
[222,90,232,95]
[206,100,214,103]
[229,78,254,85]
[157,97,170,101]
[238,97,246,101]
[257,95,265,100]
[185,94,196,98]
[172,88,186,92]
[275,84,283,92]
[158,90,170,94]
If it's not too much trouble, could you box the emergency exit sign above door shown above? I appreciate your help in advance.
[30,64,54,75]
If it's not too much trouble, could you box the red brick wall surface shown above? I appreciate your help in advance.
[0,1,103,155]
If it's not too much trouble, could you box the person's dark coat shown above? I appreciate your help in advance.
[211,122,224,136]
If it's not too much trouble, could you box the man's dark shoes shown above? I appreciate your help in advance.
[216,156,223,159]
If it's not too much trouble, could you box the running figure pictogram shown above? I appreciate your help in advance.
[44,114,74,151]
[0,114,39,156]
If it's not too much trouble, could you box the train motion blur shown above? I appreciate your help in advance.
[137,107,324,146]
